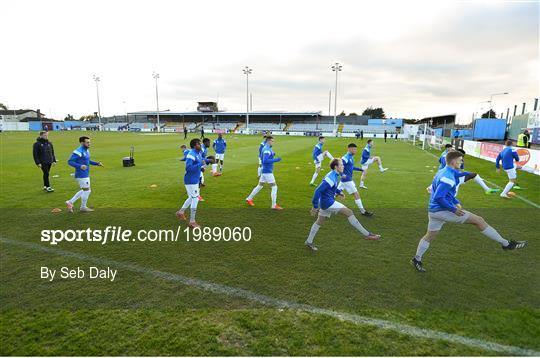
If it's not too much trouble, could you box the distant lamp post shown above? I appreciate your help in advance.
[152,72,160,132]
[242,66,252,132]
[93,75,101,127]
[331,62,342,129]
[488,92,509,118]
[476,100,491,118]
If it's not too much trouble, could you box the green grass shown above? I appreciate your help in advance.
[0,131,539,355]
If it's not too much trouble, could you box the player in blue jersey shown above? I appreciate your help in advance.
[496,140,524,198]
[257,135,267,176]
[337,143,373,216]
[179,144,189,161]
[305,158,380,251]
[197,138,211,201]
[438,144,454,169]
[309,136,334,186]
[428,148,499,195]
[65,136,103,213]
[411,150,527,272]
[211,133,227,176]
[246,136,283,209]
[176,138,215,228]
[359,139,388,189]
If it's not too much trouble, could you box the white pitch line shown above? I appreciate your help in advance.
[1,237,538,356]
[416,145,540,209]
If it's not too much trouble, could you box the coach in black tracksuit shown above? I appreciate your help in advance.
[33,131,57,192]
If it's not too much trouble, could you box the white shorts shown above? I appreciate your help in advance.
[185,184,199,198]
[505,167,517,180]
[337,180,358,194]
[76,177,90,189]
[319,201,345,217]
[361,158,374,171]
[427,210,471,231]
[215,153,225,160]
[259,173,276,184]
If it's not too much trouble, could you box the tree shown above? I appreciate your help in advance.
[79,115,95,121]
[0,103,8,110]
[481,109,497,118]
[362,106,386,119]
[348,112,358,116]
[339,110,346,116]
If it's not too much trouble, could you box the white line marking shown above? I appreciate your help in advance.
[1,237,538,356]
[417,146,540,208]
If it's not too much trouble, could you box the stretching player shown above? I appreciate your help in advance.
[429,148,499,195]
[176,138,214,228]
[246,136,283,209]
[305,158,380,251]
[211,133,227,176]
[411,150,527,272]
[438,144,453,169]
[179,144,189,161]
[496,140,525,198]
[359,139,388,189]
[66,136,103,213]
[337,143,373,216]
[309,136,334,186]
[197,138,211,201]
[257,135,267,176]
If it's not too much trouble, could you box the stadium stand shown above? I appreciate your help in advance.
[103,122,128,131]
[288,123,336,132]
[209,122,237,131]
[341,124,397,134]
[237,122,286,131]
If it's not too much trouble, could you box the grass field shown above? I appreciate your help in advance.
[0,131,539,355]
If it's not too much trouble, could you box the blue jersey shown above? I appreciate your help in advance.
[496,147,519,170]
[360,144,371,164]
[312,171,342,209]
[341,152,362,182]
[201,144,208,159]
[184,149,205,185]
[68,145,99,178]
[258,140,267,159]
[428,166,460,213]
[261,145,281,174]
[212,138,227,154]
[438,149,448,169]
[180,149,189,161]
[312,142,323,161]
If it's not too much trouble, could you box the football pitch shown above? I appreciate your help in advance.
[0,131,539,355]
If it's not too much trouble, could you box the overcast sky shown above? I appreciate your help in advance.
[1,0,538,123]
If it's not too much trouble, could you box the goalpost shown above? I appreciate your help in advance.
[406,124,446,151]
[424,125,444,151]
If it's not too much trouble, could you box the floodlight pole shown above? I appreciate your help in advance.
[93,75,101,128]
[243,66,252,133]
[328,90,331,116]
[331,62,342,131]
[153,72,160,132]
